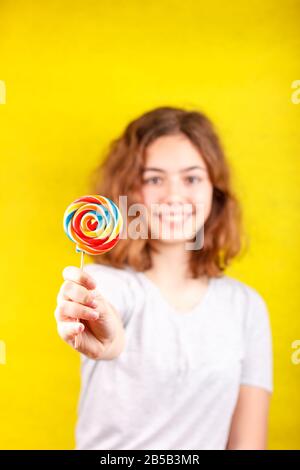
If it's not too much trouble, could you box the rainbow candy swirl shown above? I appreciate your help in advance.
[63,195,123,255]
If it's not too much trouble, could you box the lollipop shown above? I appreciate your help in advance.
[63,195,123,348]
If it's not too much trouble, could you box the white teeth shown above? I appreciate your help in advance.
[152,205,193,220]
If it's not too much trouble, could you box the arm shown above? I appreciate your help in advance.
[226,385,272,450]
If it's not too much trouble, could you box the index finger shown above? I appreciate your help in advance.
[62,266,97,290]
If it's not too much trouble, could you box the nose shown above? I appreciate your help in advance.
[164,174,185,202]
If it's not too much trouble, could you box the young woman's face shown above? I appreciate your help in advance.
[140,133,214,244]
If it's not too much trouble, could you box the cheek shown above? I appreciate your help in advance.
[191,184,213,223]
[205,185,214,212]
[140,187,159,206]
[192,183,213,208]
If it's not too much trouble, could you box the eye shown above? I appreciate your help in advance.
[185,175,203,184]
[142,176,163,185]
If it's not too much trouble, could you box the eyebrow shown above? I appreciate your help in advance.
[142,166,206,173]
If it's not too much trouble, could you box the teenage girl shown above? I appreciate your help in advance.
[55,106,273,450]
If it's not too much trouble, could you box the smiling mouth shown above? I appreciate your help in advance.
[155,212,194,225]
[150,203,195,227]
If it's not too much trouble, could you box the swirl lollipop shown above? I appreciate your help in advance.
[63,195,123,348]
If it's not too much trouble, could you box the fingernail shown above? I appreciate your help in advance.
[91,310,99,319]
[91,299,98,308]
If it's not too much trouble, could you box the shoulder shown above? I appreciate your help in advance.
[83,262,142,290]
[83,262,137,297]
[83,263,143,320]
[213,274,267,307]
[213,274,271,327]
[83,262,129,281]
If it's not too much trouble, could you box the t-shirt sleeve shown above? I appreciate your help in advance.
[82,262,134,327]
[240,290,274,393]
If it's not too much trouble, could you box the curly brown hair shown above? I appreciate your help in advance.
[88,106,246,278]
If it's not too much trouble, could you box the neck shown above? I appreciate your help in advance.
[147,241,192,287]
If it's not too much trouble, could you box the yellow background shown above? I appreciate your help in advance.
[0,0,299,450]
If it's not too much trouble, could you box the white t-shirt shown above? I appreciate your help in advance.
[75,263,273,450]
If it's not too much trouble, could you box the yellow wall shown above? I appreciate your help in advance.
[0,0,299,450]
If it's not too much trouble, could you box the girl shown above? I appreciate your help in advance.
[55,106,273,450]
